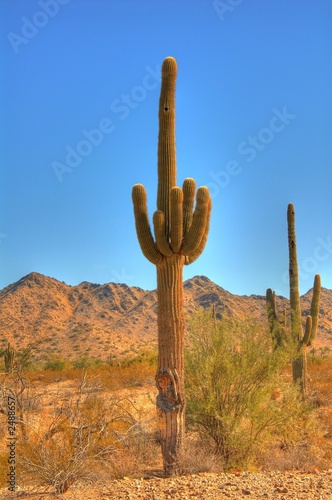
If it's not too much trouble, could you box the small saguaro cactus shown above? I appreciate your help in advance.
[4,342,15,374]
[132,56,211,474]
[266,203,321,398]
[266,288,287,350]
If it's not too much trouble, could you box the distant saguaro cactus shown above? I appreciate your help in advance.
[266,288,286,350]
[4,342,15,374]
[288,203,321,397]
[132,56,211,474]
[266,203,321,398]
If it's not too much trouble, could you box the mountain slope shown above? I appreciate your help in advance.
[0,272,331,360]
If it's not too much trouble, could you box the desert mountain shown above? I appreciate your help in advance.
[0,272,331,361]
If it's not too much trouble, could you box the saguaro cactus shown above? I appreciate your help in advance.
[288,203,321,397]
[132,56,211,474]
[4,342,15,374]
[266,203,321,397]
[266,288,286,350]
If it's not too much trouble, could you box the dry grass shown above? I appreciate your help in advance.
[25,351,157,390]
[255,357,332,472]
[308,357,332,407]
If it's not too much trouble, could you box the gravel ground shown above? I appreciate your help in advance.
[1,470,332,499]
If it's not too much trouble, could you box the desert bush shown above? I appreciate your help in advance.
[25,353,156,388]
[99,352,157,390]
[308,356,332,407]
[123,349,158,367]
[20,430,93,493]
[0,345,42,439]
[0,349,159,493]
[18,372,157,492]
[185,309,316,470]
[174,434,220,475]
[73,356,103,369]
[43,357,67,371]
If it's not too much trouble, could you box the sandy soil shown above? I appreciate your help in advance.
[1,470,332,499]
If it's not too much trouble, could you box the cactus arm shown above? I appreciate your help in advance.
[181,187,211,255]
[182,178,196,236]
[153,210,173,257]
[170,187,183,253]
[157,57,177,241]
[302,315,312,346]
[132,184,162,265]
[307,274,321,346]
[185,196,212,264]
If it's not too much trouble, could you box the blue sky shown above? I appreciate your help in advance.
[1,0,332,298]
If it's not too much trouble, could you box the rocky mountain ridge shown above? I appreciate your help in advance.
[0,272,331,360]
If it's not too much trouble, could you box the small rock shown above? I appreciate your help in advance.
[275,487,288,493]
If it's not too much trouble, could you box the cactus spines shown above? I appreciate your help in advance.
[132,56,211,474]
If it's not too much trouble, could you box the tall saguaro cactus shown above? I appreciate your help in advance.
[266,203,321,398]
[132,57,211,474]
[288,203,321,397]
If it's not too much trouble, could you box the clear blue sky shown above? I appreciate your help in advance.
[1,0,332,298]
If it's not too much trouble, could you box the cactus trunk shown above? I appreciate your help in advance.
[156,254,185,473]
[292,349,307,395]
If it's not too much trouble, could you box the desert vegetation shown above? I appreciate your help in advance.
[0,347,160,493]
[184,309,330,471]
[1,311,332,494]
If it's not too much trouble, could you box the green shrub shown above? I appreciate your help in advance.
[73,357,92,369]
[123,350,158,368]
[44,357,66,371]
[185,309,315,470]
[72,356,102,369]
